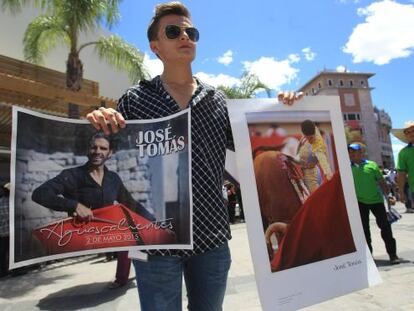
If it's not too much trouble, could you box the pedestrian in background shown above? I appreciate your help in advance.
[226,182,237,224]
[348,143,400,265]
[392,121,414,213]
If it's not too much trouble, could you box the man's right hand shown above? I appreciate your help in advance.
[86,107,126,135]
[277,91,304,106]
[74,203,93,219]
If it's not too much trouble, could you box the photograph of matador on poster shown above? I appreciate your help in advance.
[250,112,354,271]
[10,107,192,268]
[227,97,380,311]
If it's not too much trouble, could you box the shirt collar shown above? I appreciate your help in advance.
[144,75,216,108]
[351,159,368,167]
[83,162,108,173]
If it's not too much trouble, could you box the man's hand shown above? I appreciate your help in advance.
[74,203,93,219]
[277,91,304,106]
[86,107,126,135]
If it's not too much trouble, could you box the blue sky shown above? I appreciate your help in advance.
[114,0,412,162]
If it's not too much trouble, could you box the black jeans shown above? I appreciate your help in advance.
[358,201,396,256]
[404,182,412,209]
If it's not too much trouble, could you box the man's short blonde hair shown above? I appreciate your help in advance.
[147,2,191,42]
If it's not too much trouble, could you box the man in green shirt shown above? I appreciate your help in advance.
[392,121,414,213]
[348,143,400,264]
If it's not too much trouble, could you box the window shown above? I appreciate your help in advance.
[343,114,347,120]
[356,114,360,120]
[328,79,332,86]
[360,80,365,86]
[349,80,353,87]
[318,82,322,89]
[344,93,355,106]
[348,113,356,120]
[312,88,315,94]
[340,80,344,86]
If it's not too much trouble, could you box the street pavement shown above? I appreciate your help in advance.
[1,202,414,310]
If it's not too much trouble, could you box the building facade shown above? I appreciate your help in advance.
[298,70,394,168]
[374,107,394,168]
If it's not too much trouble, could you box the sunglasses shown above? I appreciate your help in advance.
[165,25,200,42]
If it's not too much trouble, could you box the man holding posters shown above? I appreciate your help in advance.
[88,3,234,309]
[87,2,300,310]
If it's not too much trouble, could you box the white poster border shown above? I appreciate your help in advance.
[10,106,193,269]
[227,96,381,311]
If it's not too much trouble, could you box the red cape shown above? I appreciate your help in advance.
[271,173,356,271]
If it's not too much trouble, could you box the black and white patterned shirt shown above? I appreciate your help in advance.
[118,76,234,257]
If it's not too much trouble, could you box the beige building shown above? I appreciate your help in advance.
[374,107,394,168]
[298,70,394,167]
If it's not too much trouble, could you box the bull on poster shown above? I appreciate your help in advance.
[227,97,381,311]
[10,107,192,268]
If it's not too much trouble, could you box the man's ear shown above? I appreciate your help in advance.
[150,41,161,60]
[150,41,158,55]
[108,150,113,158]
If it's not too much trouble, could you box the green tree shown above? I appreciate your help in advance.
[217,73,271,99]
[2,0,148,115]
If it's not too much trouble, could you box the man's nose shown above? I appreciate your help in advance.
[179,30,190,41]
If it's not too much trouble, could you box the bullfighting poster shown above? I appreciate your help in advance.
[227,96,381,311]
[10,107,192,268]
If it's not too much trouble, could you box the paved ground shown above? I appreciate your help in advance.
[1,202,414,310]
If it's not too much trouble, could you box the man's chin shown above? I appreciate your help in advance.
[90,159,104,166]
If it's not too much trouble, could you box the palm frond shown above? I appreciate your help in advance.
[240,73,272,98]
[217,86,245,99]
[23,15,69,64]
[93,35,149,83]
[1,0,31,13]
[103,0,122,27]
[1,0,54,13]
[218,73,271,99]
[55,0,121,33]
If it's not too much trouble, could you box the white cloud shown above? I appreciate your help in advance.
[217,50,233,66]
[302,47,316,61]
[242,56,299,90]
[336,65,347,72]
[143,53,163,78]
[194,72,240,87]
[343,0,414,65]
[288,53,301,63]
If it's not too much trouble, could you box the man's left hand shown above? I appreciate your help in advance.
[278,91,304,106]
